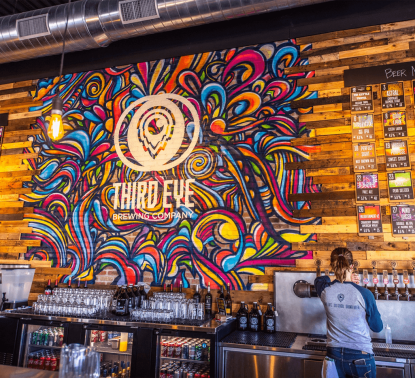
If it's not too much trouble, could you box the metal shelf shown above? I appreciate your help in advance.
[29,344,63,350]
[91,342,132,356]
[160,356,209,364]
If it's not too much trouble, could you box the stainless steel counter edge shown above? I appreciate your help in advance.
[218,335,415,364]
[0,311,228,333]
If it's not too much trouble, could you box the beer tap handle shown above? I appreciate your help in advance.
[372,262,379,300]
[403,270,411,301]
[362,269,369,289]
[315,259,322,278]
[383,270,390,300]
[353,261,360,285]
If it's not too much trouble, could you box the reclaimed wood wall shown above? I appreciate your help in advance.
[0,80,71,303]
[250,19,415,288]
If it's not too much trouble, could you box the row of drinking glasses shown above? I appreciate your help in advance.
[37,294,112,312]
[53,288,114,296]
[32,301,98,317]
[140,300,205,320]
[153,292,186,300]
[131,309,175,323]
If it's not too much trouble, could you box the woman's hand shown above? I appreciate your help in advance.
[352,273,360,285]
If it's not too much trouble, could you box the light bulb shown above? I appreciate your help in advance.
[47,96,65,141]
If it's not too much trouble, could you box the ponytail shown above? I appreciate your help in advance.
[330,248,353,283]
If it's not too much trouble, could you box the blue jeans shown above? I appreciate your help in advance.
[327,347,376,378]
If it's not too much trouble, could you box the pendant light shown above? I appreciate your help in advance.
[47,0,71,141]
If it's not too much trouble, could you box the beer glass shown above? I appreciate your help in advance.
[59,343,99,378]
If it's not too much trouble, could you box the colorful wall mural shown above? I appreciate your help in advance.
[22,40,319,289]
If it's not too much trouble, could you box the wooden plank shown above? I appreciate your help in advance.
[0,239,40,246]
[0,207,33,214]
[299,110,350,123]
[306,166,351,177]
[314,251,367,260]
[293,208,357,218]
[0,202,24,208]
[0,246,26,253]
[291,95,349,109]
[248,275,274,284]
[0,259,49,267]
[0,92,31,102]
[8,110,42,121]
[35,267,72,275]
[291,134,352,146]
[0,226,32,233]
[296,259,415,270]
[0,220,29,226]
[300,224,393,234]
[338,42,409,59]
[297,74,343,86]
[285,158,352,170]
[0,165,29,173]
[0,170,39,179]
[313,103,343,113]
[381,20,415,32]
[304,118,350,130]
[0,153,39,164]
[0,188,31,196]
[307,81,344,91]
[301,38,389,58]
[0,101,43,112]
[4,129,42,138]
[296,25,381,45]
[289,191,355,202]
[1,141,32,150]
[13,80,34,89]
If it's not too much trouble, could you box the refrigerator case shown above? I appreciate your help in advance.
[154,330,214,378]
[17,319,69,371]
[83,324,139,378]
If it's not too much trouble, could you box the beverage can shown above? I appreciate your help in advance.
[167,369,174,378]
[167,342,174,358]
[160,368,167,378]
[161,340,168,357]
[48,331,54,347]
[174,342,182,358]
[189,344,195,360]
[195,344,202,361]
[99,331,107,343]
[45,355,51,371]
[194,373,201,378]
[181,343,189,359]
[50,355,57,371]
[174,370,180,378]
[58,329,64,347]
[91,330,99,343]
[33,353,39,369]
[32,331,38,345]
[107,331,113,346]
[187,372,194,378]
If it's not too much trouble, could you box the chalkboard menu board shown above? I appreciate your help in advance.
[383,111,407,139]
[355,173,380,202]
[381,82,405,109]
[391,204,415,236]
[350,86,374,112]
[357,204,383,235]
[353,142,377,172]
[352,114,375,142]
[385,139,410,170]
[388,171,414,202]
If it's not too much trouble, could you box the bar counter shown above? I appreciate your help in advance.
[218,331,415,378]
[1,365,58,378]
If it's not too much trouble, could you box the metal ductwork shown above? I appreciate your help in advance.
[0,0,332,65]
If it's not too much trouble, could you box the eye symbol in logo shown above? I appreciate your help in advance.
[337,294,345,302]
[114,93,200,172]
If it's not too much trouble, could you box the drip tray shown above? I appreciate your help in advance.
[221,331,297,349]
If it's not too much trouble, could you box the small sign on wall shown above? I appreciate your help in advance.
[383,111,407,139]
[385,139,410,170]
[352,142,377,172]
[355,173,380,203]
[381,82,405,109]
[350,86,374,112]
[357,204,383,236]
[352,114,375,142]
[391,204,415,236]
[387,171,414,202]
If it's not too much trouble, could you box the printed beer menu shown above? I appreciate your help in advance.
[352,114,375,142]
[381,82,405,109]
[385,139,410,170]
[350,86,374,112]
[391,204,415,236]
[383,111,408,139]
[352,142,377,172]
[357,204,383,235]
[387,171,414,202]
[355,173,380,203]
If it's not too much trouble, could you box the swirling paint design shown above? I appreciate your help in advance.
[23,40,318,289]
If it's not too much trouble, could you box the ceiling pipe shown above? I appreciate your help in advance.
[0,0,332,64]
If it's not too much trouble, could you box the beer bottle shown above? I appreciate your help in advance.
[132,285,140,308]
[204,282,212,315]
[115,286,129,316]
[84,281,88,289]
[126,285,135,310]
[264,303,276,334]
[44,279,52,295]
[179,282,183,293]
[249,302,260,332]
[193,284,201,303]
[77,279,81,289]
[67,277,72,288]
[52,279,58,295]
[112,286,121,312]
[225,283,232,315]
[139,286,147,304]
[170,283,173,293]
[236,301,249,331]
[219,285,224,299]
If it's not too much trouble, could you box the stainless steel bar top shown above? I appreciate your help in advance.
[219,332,415,364]
[0,310,228,333]
[1,365,58,378]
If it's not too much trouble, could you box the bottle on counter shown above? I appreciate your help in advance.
[126,285,135,310]
[236,301,249,331]
[44,279,52,295]
[114,286,129,316]
[77,279,81,289]
[249,302,260,332]
[139,286,147,304]
[205,282,212,315]
[219,285,224,300]
[263,303,276,334]
[112,286,121,311]
[132,285,140,308]
[163,283,167,292]
[193,284,201,303]
[52,279,58,295]
[67,277,72,289]
[179,282,183,293]
[225,283,232,315]
[84,280,88,289]
[170,283,174,293]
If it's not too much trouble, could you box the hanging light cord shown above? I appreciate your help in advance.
[57,0,72,97]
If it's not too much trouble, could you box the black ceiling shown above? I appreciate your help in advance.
[0,0,80,17]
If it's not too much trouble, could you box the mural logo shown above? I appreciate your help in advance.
[114,93,200,172]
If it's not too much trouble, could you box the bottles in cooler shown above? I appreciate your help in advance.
[99,360,130,378]
[159,361,210,378]
[27,349,60,371]
[204,282,212,315]
[160,337,210,362]
[30,327,64,347]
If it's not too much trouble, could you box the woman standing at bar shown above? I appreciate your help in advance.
[315,248,383,378]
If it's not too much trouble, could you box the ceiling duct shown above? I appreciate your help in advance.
[0,0,332,64]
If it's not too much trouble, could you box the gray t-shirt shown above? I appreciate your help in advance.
[315,276,383,354]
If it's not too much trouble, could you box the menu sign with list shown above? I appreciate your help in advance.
[385,139,410,170]
[381,82,405,109]
[352,114,375,142]
[353,142,377,172]
[355,173,380,203]
[350,86,374,112]
[387,171,414,202]
[391,204,415,236]
[357,204,383,236]
[383,111,408,139]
